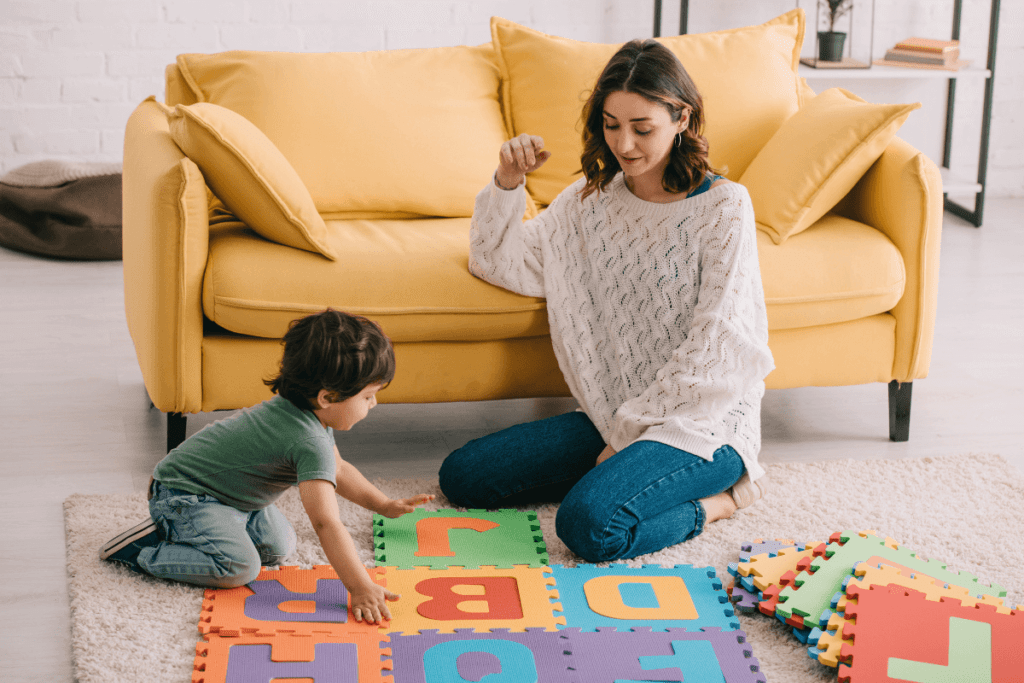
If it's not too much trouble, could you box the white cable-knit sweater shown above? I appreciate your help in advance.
[469,172,775,481]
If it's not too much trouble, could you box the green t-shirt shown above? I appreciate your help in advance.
[153,395,336,511]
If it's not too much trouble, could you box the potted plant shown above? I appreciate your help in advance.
[818,0,853,61]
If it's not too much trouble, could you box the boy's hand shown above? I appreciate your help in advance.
[378,494,436,519]
[350,583,400,624]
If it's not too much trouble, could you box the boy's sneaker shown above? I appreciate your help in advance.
[99,519,160,573]
[729,472,766,509]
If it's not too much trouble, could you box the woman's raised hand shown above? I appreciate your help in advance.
[495,133,551,190]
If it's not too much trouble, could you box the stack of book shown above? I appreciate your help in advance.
[875,37,969,71]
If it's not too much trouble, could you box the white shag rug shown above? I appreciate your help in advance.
[64,453,1024,683]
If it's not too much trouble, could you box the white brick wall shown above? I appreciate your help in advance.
[1,0,1020,196]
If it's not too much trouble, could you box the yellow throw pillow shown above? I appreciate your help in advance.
[491,10,804,206]
[165,101,336,260]
[740,87,920,244]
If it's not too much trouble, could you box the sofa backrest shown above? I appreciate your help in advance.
[167,45,509,220]
[164,10,807,216]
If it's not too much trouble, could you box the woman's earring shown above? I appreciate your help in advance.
[675,132,684,147]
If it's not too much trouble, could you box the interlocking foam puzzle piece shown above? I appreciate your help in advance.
[757,584,784,618]
[550,564,738,632]
[807,619,850,668]
[738,538,803,561]
[192,632,391,683]
[741,558,816,637]
[379,565,564,634]
[726,579,762,614]
[726,539,820,625]
[836,583,1024,683]
[807,561,1020,668]
[562,627,766,683]
[198,564,387,637]
[843,561,1017,616]
[760,588,814,635]
[776,530,1007,627]
[388,628,572,683]
[373,509,549,569]
[736,545,819,593]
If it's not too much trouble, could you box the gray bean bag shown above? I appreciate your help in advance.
[0,160,123,260]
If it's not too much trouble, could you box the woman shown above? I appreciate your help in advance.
[439,39,774,562]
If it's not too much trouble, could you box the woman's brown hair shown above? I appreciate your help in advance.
[579,39,715,200]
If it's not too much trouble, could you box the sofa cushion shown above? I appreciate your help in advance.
[166,101,336,260]
[491,10,804,206]
[758,213,906,330]
[203,209,903,341]
[175,46,508,219]
[202,217,549,343]
[741,88,920,244]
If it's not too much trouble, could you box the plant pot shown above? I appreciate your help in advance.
[817,31,847,61]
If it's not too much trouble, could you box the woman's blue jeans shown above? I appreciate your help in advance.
[138,481,296,588]
[439,411,745,563]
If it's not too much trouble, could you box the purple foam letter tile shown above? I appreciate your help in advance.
[388,628,570,683]
[563,627,766,683]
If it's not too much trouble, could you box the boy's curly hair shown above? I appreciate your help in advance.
[265,309,395,410]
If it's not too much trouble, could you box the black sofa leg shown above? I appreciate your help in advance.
[888,380,912,442]
[167,412,187,452]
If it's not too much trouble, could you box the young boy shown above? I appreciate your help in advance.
[100,309,434,624]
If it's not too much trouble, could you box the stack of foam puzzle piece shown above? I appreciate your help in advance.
[191,508,768,682]
[726,529,1021,681]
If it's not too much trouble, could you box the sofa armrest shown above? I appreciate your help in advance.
[834,137,943,382]
[123,97,209,413]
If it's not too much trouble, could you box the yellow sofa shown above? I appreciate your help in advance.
[122,10,942,451]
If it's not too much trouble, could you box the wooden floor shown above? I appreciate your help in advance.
[1,199,1022,681]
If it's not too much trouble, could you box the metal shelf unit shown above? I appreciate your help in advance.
[943,0,1001,226]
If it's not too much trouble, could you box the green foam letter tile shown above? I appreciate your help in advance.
[373,508,548,569]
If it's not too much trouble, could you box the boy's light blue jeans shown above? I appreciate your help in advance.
[439,411,745,563]
[138,480,296,588]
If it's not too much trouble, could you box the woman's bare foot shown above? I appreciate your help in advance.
[699,490,738,524]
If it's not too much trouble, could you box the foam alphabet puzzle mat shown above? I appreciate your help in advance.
[836,583,1024,683]
[192,508,765,682]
